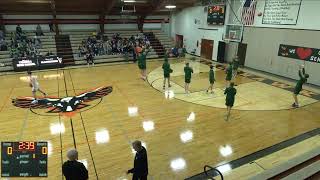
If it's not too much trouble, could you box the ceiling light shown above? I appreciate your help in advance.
[165,5,176,9]
[123,0,136,2]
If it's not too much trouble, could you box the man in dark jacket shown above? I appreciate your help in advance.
[62,149,88,180]
[127,140,148,180]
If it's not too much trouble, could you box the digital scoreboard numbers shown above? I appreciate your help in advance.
[207,5,226,25]
[1,142,48,177]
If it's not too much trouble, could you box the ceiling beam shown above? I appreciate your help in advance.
[50,0,59,34]
[105,0,118,15]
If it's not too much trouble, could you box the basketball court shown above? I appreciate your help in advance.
[0,56,318,179]
[0,0,320,179]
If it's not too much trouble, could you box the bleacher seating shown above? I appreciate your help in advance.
[63,30,172,65]
[0,51,14,71]
[0,31,57,72]
[0,29,175,71]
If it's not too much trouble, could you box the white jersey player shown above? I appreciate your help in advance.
[28,71,46,102]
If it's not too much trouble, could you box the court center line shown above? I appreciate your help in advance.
[62,69,77,149]
[67,70,99,180]
[17,108,30,141]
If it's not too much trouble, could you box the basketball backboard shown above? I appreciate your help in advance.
[223,24,244,42]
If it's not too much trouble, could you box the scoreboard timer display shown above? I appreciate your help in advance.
[1,142,48,177]
[207,5,226,25]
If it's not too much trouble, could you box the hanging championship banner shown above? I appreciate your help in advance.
[262,0,302,25]
[278,44,320,63]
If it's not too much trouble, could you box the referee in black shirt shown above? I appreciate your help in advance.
[127,140,148,180]
[62,149,88,180]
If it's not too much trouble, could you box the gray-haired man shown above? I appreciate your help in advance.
[62,149,88,180]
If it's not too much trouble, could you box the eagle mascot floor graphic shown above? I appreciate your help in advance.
[12,86,113,117]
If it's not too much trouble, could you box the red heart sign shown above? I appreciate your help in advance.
[296,48,312,60]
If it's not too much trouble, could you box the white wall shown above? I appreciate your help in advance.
[59,24,99,31]
[171,6,225,60]
[144,23,161,30]
[242,27,320,86]
[146,15,169,20]
[105,24,137,30]
[162,22,171,36]
[225,0,320,86]
[5,25,50,32]
[56,15,99,19]
[3,15,52,31]
[2,15,52,19]
[228,0,320,30]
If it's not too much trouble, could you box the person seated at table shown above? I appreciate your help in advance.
[46,50,54,56]
[36,24,44,36]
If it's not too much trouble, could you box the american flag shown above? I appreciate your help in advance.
[241,0,257,25]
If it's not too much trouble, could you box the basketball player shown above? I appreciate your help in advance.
[224,82,237,121]
[206,65,215,94]
[162,58,172,89]
[28,71,46,103]
[138,46,149,80]
[232,56,239,79]
[225,62,233,88]
[292,66,309,108]
[184,62,193,94]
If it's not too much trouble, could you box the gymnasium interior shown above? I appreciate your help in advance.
[0,0,319,179]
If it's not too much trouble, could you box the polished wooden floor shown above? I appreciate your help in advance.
[0,59,319,179]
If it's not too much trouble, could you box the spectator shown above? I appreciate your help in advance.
[86,50,94,66]
[46,50,54,56]
[16,25,22,36]
[49,23,54,32]
[127,140,148,180]
[0,29,4,40]
[62,149,88,180]
[36,24,44,36]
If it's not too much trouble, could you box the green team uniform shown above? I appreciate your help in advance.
[138,50,147,70]
[184,66,193,83]
[164,52,169,61]
[162,61,171,78]
[224,87,237,107]
[294,71,307,95]
[226,66,233,81]
[233,59,239,70]
[209,69,215,84]
[182,48,187,57]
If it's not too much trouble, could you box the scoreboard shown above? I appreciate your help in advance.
[1,142,48,177]
[207,5,226,25]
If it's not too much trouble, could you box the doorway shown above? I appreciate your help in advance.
[176,34,183,48]
[237,43,247,66]
[200,39,214,60]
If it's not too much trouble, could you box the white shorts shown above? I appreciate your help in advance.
[32,85,39,92]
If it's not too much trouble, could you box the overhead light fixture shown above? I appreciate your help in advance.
[165,5,176,9]
[123,0,136,2]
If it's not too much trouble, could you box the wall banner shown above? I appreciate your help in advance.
[278,44,320,63]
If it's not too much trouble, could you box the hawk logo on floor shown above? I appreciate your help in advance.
[12,86,113,117]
